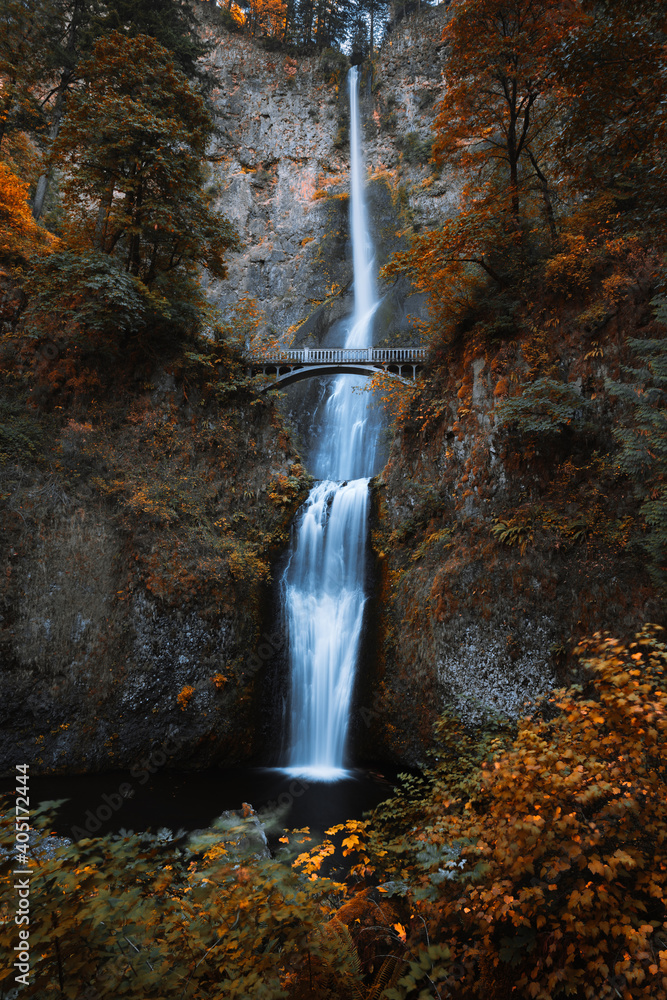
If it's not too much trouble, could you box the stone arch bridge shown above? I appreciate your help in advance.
[245,346,426,390]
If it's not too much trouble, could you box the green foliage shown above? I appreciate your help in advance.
[497,376,590,437]
[490,499,631,556]
[0,395,44,464]
[0,810,357,999]
[52,31,238,306]
[218,5,246,34]
[24,251,171,346]
[553,0,667,231]
[333,118,350,150]
[490,516,532,551]
[608,308,667,586]
[395,131,433,166]
[0,0,55,146]
[318,46,349,83]
[91,0,207,77]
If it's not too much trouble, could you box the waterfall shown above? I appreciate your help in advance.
[280,66,381,781]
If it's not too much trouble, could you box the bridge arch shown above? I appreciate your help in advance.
[260,364,412,391]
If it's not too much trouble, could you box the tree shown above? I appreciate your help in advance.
[30,0,100,220]
[553,0,667,230]
[241,0,288,40]
[92,0,207,77]
[51,31,237,316]
[0,0,54,149]
[433,0,579,233]
[357,0,390,54]
[30,0,211,220]
[283,0,357,50]
[349,13,369,58]
[383,0,582,341]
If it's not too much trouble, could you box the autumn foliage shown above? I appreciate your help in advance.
[0,162,57,264]
[1,628,665,998]
[385,0,667,343]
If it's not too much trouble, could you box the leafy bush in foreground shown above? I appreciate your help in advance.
[2,628,666,999]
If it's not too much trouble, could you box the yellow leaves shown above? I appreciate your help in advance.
[393,922,407,943]
[341,835,360,854]
[292,840,335,876]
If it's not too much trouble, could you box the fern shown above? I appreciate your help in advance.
[607,311,667,586]
[366,955,404,999]
[496,376,590,437]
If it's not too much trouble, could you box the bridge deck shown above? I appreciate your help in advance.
[245,347,426,365]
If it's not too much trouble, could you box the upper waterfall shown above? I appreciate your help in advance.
[310,66,382,483]
[349,65,375,328]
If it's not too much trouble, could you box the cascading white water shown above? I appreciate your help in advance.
[280,66,382,781]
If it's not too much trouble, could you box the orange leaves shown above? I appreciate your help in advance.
[393,922,407,943]
[373,625,667,998]
[0,162,59,265]
[587,858,609,878]
[292,839,336,876]
[176,684,194,710]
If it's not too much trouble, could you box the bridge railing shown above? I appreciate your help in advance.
[246,347,426,364]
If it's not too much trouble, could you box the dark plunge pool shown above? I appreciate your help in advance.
[1,766,398,843]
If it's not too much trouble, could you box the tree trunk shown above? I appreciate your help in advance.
[304,0,313,46]
[527,149,558,241]
[32,82,69,220]
[283,0,292,44]
[510,157,520,222]
[315,0,326,47]
[33,0,82,220]
[129,177,143,276]
[95,179,116,252]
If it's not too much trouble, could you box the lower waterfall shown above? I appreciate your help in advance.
[280,66,381,780]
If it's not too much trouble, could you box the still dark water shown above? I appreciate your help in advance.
[1,766,397,843]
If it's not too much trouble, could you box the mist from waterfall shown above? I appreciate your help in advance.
[280,66,381,780]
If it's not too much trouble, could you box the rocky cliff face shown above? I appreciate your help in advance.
[0,348,311,775]
[201,3,454,339]
[363,254,664,765]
